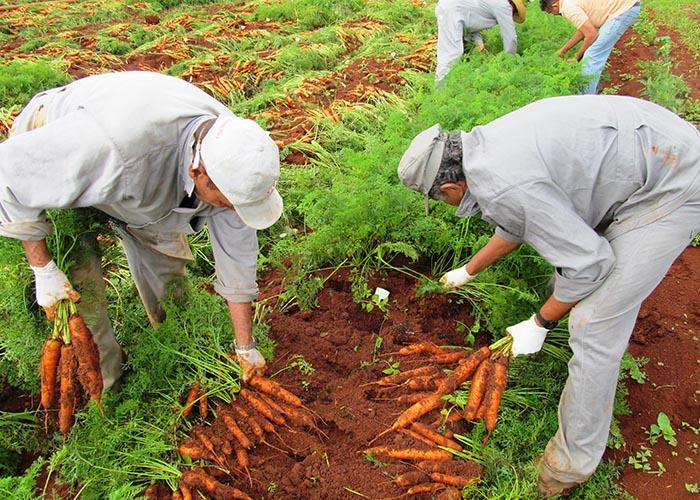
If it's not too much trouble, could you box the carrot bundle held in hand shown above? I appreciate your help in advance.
[58,344,78,436]
[40,338,62,411]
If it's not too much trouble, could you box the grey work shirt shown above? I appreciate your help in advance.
[456,95,700,303]
[0,71,259,302]
[438,0,518,53]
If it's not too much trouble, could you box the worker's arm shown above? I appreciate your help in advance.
[574,20,599,61]
[558,30,584,56]
[440,233,520,287]
[22,239,52,267]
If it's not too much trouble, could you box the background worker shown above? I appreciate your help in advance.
[398,95,700,497]
[435,0,527,82]
[0,71,282,387]
[540,0,641,94]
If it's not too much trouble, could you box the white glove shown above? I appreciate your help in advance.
[439,266,476,289]
[235,345,266,382]
[30,260,80,319]
[506,315,548,357]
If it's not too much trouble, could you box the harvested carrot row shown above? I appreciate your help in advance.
[58,344,78,437]
[182,383,201,418]
[430,472,477,488]
[409,422,462,451]
[68,314,103,410]
[222,413,253,449]
[192,428,220,463]
[374,392,444,441]
[364,446,453,462]
[248,375,302,407]
[464,358,492,421]
[234,444,250,469]
[40,338,61,411]
[232,406,264,443]
[178,440,210,461]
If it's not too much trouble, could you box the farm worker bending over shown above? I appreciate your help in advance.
[540,0,641,94]
[435,0,527,82]
[0,71,282,388]
[397,95,700,497]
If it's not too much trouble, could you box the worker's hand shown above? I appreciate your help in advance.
[506,315,548,357]
[31,260,80,320]
[439,265,476,289]
[235,345,266,382]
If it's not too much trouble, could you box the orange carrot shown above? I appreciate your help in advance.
[171,491,183,500]
[437,346,491,394]
[409,422,462,451]
[179,484,193,500]
[198,393,208,419]
[424,350,471,364]
[430,472,477,488]
[182,384,201,418]
[178,440,210,461]
[404,376,438,392]
[395,392,435,405]
[436,486,463,500]
[366,365,439,387]
[68,314,103,409]
[364,446,453,462]
[406,483,446,495]
[222,413,253,449]
[403,429,439,448]
[248,375,302,407]
[484,356,508,434]
[430,410,462,428]
[40,338,61,410]
[181,469,251,500]
[234,444,250,469]
[232,406,265,443]
[397,343,448,357]
[394,470,429,487]
[58,345,78,437]
[464,359,492,421]
[239,388,286,425]
[192,428,221,464]
[375,392,444,441]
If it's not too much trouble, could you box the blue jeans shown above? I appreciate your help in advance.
[581,2,641,94]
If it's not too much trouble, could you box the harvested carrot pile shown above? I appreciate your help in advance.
[40,300,103,435]
[175,375,323,499]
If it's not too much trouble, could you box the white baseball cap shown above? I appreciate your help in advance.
[197,116,283,230]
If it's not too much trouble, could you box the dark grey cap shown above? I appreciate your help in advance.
[397,124,445,197]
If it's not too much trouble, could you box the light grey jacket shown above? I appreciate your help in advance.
[457,95,700,303]
[0,71,259,302]
[437,0,518,52]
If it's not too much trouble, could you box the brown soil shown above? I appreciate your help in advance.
[172,266,486,499]
[603,13,700,99]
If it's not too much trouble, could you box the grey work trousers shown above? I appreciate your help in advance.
[541,197,700,484]
[72,226,192,390]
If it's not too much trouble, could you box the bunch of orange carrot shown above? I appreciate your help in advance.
[40,300,103,436]
[176,375,322,500]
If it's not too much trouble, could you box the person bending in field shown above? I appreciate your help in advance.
[435,0,527,82]
[397,95,700,497]
[0,71,282,388]
[540,0,641,94]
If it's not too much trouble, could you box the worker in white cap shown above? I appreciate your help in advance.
[0,71,283,387]
[398,95,700,497]
[435,0,527,82]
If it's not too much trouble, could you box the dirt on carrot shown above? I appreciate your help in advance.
[68,314,103,408]
[40,338,61,411]
[58,344,78,436]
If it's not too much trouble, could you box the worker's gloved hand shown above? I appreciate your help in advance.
[507,315,548,356]
[30,260,80,320]
[235,343,266,382]
[439,265,476,289]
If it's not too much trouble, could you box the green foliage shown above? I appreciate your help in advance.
[639,60,690,113]
[619,353,648,384]
[0,58,69,109]
[0,458,43,499]
[647,412,677,447]
[255,0,365,29]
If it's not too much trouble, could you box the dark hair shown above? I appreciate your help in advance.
[539,0,555,11]
[428,132,465,200]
